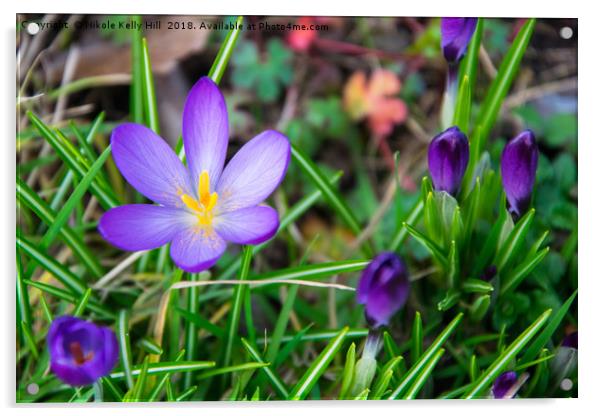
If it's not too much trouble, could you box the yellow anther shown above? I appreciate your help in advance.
[180,170,219,227]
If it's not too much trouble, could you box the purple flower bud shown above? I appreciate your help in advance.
[480,265,497,282]
[492,371,518,399]
[47,316,119,386]
[428,126,469,195]
[561,331,578,349]
[501,130,538,218]
[441,18,478,64]
[357,252,410,328]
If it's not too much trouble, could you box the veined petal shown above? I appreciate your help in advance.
[215,205,279,245]
[99,204,194,251]
[170,227,227,272]
[217,130,291,213]
[111,123,193,207]
[182,76,229,191]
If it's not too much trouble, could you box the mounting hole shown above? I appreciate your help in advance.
[26,22,40,35]
[26,383,39,395]
[560,26,573,40]
[560,378,573,391]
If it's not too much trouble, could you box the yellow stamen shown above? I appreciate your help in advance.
[180,170,219,227]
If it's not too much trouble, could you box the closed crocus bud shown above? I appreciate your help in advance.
[501,130,538,218]
[357,252,410,328]
[441,18,478,64]
[562,331,578,349]
[48,316,119,386]
[492,371,518,399]
[428,126,469,195]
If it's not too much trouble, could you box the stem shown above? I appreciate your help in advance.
[350,328,383,396]
[440,64,459,128]
[93,380,104,402]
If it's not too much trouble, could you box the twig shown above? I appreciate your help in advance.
[503,77,577,109]
[93,251,148,289]
[479,45,498,80]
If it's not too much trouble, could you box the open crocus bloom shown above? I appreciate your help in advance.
[99,77,291,272]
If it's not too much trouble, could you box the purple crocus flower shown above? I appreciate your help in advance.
[441,18,478,65]
[428,126,469,196]
[47,316,119,386]
[357,252,410,328]
[500,130,538,219]
[492,371,518,399]
[99,77,291,272]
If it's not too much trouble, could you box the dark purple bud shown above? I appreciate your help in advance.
[561,331,578,349]
[441,18,478,64]
[48,316,119,386]
[501,130,538,219]
[428,126,469,195]
[357,252,410,328]
[492,371,518,399]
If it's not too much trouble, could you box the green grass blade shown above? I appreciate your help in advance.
[404,223,448,267]
[389,198,424,251]
[26,111,119,209]
[253,260,369,283]
[23,279,113,319]
[17,235,87,295]
[452,75,471,132]
[387,313,463,399]
[411,311,423,365]
[208,16,244,84]
[197,362,269,381]
[117,310,135,390]
[20,321,39,359]
[183,272,200,389]
[40,146,112,252]
[494,208,535,272]
[288,326,349,400]
[266,285,298,364]
[291,144,369,254]
[500,247,549,296]
[403,348,445,399]
[241,337,290,399]
[17,177,104,277]
[141,38,160,134]
[338,342,356,399]
[73,288,92,317]
[110,361,215,380]
[474,18,536,141]
[223,246,253,369]
[462,308,551,398]
[519,290,577,365]
[130,15,144,124]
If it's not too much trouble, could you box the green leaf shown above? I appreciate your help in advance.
[117,310,135,389]
[403,348,445,399]
[494,208,535,272]
[411,312,423,365]
[137,337,164,356]
[197,362,269,380]
[109,361,216,380]
[469,294,491,322]
[387,313,463,399]
[141,38,160,134]
[17,177,104,277]
[241,337,289,399]
[519,290,577,365]
[453,75,471,132]
[266,285,298,364]
[17,235,87,296]
[223,246,253,370]
[462,278,494,294]
[389,198,424,252]
[474,18,536,141]
[437,289,461,312]
[73,288,92,317]
[26,111,119,209]
[339,343,356,399]
[288,326,349,400]
[183,272,201,389]
[404,223,448,267]
[252,260,369,283]
[291,144,371,255]
[129,15,144,124]
[500,247,549,296]
[462,308,551,398]
[370,356,403,399]
[23,279,114,319]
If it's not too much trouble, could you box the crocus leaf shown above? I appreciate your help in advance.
[452,75,471,132]
[474,18,536,142]
[494,208,535,273]
[462,278,494,294]
[469,294,491,322]
[339,342,357,399]
[500,247,549,296]
[404,223,448,268]
[462,308,551,398]
[288,326,349,400]
[403,348,446,399]
[241,338,289,399]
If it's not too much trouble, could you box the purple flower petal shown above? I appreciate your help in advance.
[111,123,193,208]
[441,18,478,64]
[501,130,538,218]
[215,205,279,245]
[182,76,229,190]
[428,126,469,195]
[356,252,410,328]
[492,371,518,399]
[99,204,194,251]
[170,227,227,272]
[217,130,291,213]
[48,316,119,386]
[561,331,578,349]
